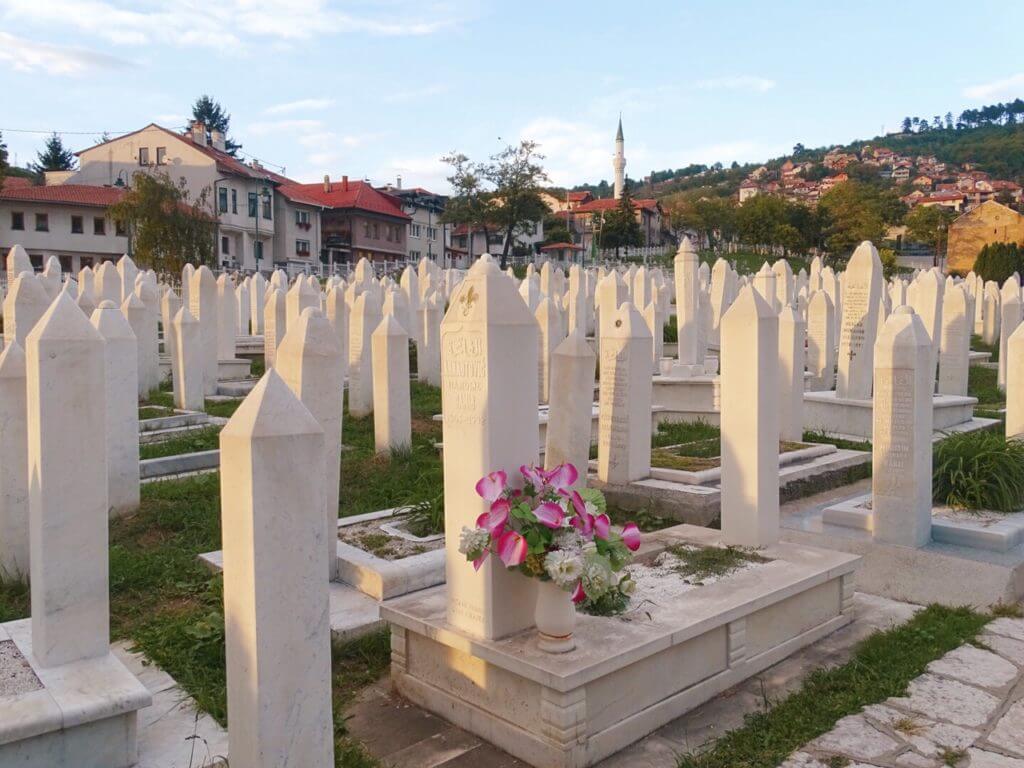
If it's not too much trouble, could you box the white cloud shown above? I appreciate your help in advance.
[963,73,1024,101]
[0,0,462,51]
[376,154,450,193]
[695,75,776,93]
[264,98,335,115]
[0,31,127,75]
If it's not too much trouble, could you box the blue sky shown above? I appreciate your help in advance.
[1,0,1022,192]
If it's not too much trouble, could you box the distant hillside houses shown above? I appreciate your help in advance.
[738,144,1023,214]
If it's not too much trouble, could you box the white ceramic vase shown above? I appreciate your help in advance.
[535,579,576,653]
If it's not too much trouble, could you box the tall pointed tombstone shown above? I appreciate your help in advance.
[26,292,109,666]
[418,292,443,387]
[348,290,382,418]
[325,283,349,381]
[286,275,320,330]
[720,286,779,547]
[673,237,703,376]
[1000,285,1022,390]
[544,330,597,482]
[134,280,161,393]
[161,288,182,371]
[441,255,538,640]
[6,244,32,276]
[372,314,412,453]
[236,277,251,336]
[92,301,140,516]
[0,342,29,581]
[263,287,287,368]
[121,292,149,398]
[172,307,205,411]
[872,307,933,548]
[216,274,237,361]
[190,266,219,395]
[3,271,49,349]
[277,308,345,578]
[1008,323,1024,439]
[937,284,970,397]
[221,371,334,768]
[778,304,805,442]
[117,254,138,304]
[753,262,778,313]
[535,296,563,404]
[773,259,793,309]
[836,242,883,399]
[95,260,121,305]
[806,290,836,390]
[911,269,943,388]
[250,271,267,334]
[983,281,1000,346]
[39,255,62,301]
[597,302,653,485]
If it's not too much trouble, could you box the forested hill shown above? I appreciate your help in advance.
[573,100,1024,200]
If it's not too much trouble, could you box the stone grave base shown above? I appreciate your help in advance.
[782,493,1024,607]
[590,444,871,526]
[235,335,265,356]
[334,509,446,600]
[217,358,251,379]
[139,449,219,481]
[381,525,858,768]
[651,373,720,426]
[803,390,985,440]
[216,379,258,397]
[0,620,150,768]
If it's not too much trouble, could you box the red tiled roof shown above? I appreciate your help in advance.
[1,177,35,190]
[540,242,583,251]
[567,191,592,202]
[277,180,411,219]
[0,184,125,208]
[572,197,659,214]
[924,193,964,202]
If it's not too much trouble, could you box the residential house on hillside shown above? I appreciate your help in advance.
[66,121,309,272]
[568,196,664,251]
[448,219,545,266]
[377,181,447,263]
[0,181,129,274]
[738,179,760,203]
[277,175,410,266]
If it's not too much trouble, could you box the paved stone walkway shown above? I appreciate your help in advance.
[783,616,1024,768]
[344,592,919,768]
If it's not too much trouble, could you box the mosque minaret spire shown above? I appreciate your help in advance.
[613,114,626,199]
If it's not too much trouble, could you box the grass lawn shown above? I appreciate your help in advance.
[139,426,222,460]
[969,364,1004,411]
[677,604,992,768]
[972,334,999,363]
[698,249,811,277]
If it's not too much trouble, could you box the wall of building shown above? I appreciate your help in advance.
[0,202,128,273]
[273,199,322,273]
[946,202,1024,273]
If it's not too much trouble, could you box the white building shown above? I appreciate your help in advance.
[377,181,447,264]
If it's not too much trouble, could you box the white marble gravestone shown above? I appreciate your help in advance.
[440,255,538,641]
[1008,322,1024,440]
[92,301,140,516]
[836,242,883,400]
[545,330,596,481]
[872,306,933,548]
[673,237,703,376]
[348,290,383,418]
[806,290,836,391]
[172,307,204,412]
[221,372,334,768]
[277,308,345,578]
[0,342,28,581]
[720,286,779,547]
[263,287,287,369]
[597,302,653,485]
[937,284,970,397]
[190,266,219,395]
[778,304,805,442]
[372,314,412,453]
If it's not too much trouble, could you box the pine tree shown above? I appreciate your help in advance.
[191,95,242,156]
[31,133,76,173]
[600,183,644,255]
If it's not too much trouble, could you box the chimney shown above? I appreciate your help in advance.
[210,129,226,152]
[190,120,207,146]
[396,174,402,190]
[323,174,331,193]
[342,175,349,192]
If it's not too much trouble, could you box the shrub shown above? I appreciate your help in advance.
[663,321,678,343]
[933,431,1024,512]
[973,242,1024,285]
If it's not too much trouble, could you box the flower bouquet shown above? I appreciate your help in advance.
[458,462,641,652]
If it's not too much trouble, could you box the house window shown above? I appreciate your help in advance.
[156,147,167,165]
[231,189,237,214]
[427,226,437,241]
[296,239,310,255]
[138,147,149,166]
[35,213,49,232]
[221,236,230,255]
[295,210,310,226]
[372,222,379,239]
[71,215,83,234]
[11,211,24,230]
[363,221,370,238]
[248,192,258,218]
[411,223,422,238]
[262,194,272,220]
[94,217,106,235]
[385,225,392,242]
[218,187,228,213]
[115,220,126,237]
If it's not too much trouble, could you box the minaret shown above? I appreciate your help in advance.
[613,115,626,199]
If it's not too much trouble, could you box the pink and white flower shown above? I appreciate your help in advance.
[476,498,510,537]
[543,463,578,491]
[533,501,565,529]
[520,464,546,490]
[475,470,507,502]
[496,530,528,567]
[593,513,611,540]
[621,523,642,552]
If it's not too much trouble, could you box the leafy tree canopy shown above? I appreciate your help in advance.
[973,242,1024,284]
[600,184,643,252]
[191,95,242,156]
[108,172,216,279]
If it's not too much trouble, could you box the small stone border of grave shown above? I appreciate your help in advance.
[335,509,446,601]
[650,440,830,484]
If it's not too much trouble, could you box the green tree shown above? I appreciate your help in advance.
[973,242,1024,284]
[818,181,893,257]
[191,95,242,156]
[32,133,76,172]
[600,184,643,255]
[482,140,549,268]
[439,152,496,258]
[108,172,216,279]
[0,131,7,188]
[904,204,955,253]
